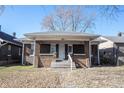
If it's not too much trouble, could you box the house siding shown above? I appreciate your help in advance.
[99,38,116,65]
[0,43,22,65]
[116,43,124,66]
[99,37,124,66]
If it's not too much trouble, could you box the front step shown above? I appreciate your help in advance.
[51,60,76,68]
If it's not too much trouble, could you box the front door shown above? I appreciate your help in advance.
[59,43,65,60]
[56,44,59,58]
[65,44,68,59]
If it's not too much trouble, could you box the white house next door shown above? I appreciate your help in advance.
[59,43,65,60]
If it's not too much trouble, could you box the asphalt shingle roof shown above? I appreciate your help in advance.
[104,36,124,43]
[0,31,22,46]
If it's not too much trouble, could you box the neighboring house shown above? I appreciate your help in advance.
[99,36,124,66]
[0,27,22,65]
[19,31,104,68]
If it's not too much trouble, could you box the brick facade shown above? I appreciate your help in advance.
[23,44,32,64]
[72,41,90,68]
[39,55,56,67]
[23,41,90,68]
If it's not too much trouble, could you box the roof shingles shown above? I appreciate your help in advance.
[0,31,22,46]
[104,36,124,43]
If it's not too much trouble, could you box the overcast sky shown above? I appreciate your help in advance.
[0,5,124,38]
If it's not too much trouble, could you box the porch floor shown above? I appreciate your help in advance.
[51,60,76,68]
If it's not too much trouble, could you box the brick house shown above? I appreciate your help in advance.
[20,31,103,68]
[0,27,22,65]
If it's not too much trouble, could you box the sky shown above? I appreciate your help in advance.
[0,5,124,38]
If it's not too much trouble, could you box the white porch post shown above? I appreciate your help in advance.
[21,43,24,65]
[98,45,100,65]
[89,41,91,67]
[33,40,36,67]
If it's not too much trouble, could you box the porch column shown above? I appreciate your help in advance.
[21,43,25,65]
[89,41,91,67]
[84,41,90,68]
[33,40,40,68]
[97,45,100,65]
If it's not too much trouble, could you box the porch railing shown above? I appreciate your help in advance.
[68,54,73,71]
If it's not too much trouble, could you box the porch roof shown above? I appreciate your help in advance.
[91,37,107,44]
[24,31,99,41]
[0,38,3,42]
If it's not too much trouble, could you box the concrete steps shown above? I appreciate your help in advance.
[51,60,76,68]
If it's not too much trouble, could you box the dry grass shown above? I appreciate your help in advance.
[0,65,124,88]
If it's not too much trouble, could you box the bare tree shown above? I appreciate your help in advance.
[41,5,122,32]
[99,5,120,19]
[42,6,96,32]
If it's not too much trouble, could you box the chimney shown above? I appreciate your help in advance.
[13,32,16,38]
[118,32,122,37]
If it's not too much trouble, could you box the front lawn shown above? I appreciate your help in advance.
[0,64,124,88]
[0,64,33,72]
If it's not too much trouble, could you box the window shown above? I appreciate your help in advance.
[30,43,34,55]
[18,48,21,56]
[8,45,11,51]
[40,44,51,53]
[73,44,85,54]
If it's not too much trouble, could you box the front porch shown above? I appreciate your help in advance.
[22,40,100,68]
[20,31,100,68]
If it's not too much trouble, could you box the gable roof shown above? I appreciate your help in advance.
[103,36,124,43]
[0,31,22,46]
[91,37,107,44]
